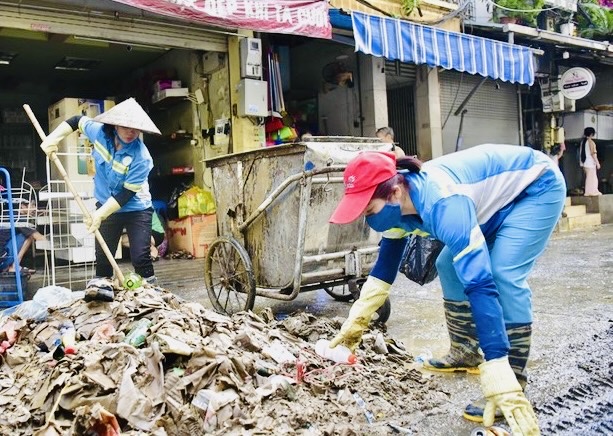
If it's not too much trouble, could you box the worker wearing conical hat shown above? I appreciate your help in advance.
[40,97,161,283]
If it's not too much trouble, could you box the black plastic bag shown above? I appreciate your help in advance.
[399,235,444,286]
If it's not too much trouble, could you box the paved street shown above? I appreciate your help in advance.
[163,224,613,434]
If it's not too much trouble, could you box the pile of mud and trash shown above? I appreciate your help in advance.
[0,283,450,435]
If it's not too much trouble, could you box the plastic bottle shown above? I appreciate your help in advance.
[60,321,77,355]
[124,318,152,347]
[123,272,143,290]
[314,339,357,364]
[414,349,433,364]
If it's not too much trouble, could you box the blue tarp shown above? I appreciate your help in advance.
[329,8,352,31]
[351,11,535,85]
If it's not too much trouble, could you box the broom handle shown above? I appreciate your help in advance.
[23,104,125,283]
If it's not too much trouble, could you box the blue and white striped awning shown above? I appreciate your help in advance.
[352,11,535,86]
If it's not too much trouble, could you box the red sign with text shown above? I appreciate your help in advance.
[112,0,331,39]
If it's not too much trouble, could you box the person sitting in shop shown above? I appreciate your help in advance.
[40,98,161,284]
[0,200,45,275]
[376,126,406,158]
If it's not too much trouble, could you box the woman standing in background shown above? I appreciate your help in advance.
[579,127,602,196]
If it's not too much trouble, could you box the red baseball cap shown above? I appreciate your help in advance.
[329,151,397,224]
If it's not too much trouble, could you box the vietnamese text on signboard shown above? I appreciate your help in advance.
[112,0,332,39]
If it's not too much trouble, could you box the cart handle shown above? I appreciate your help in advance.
[237,165,346,233]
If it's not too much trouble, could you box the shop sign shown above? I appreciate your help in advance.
[112,0,332,39]
[559,67,595,100]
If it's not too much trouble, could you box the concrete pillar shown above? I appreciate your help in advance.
[228,33,265,152]
[415,65,443,160]
[358,54,388,136]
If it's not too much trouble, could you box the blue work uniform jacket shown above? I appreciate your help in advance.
[370,143,562,359]
[79,117,153,212]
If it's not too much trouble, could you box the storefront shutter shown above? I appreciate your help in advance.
[440,70,520,154]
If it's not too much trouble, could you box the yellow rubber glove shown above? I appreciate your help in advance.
[480,356,540,435]
[40,121,74,156]
[85,197,121,233]
[329,276,391,351]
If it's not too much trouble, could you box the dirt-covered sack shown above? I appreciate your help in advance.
[399,235,444,286]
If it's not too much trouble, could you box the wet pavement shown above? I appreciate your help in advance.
[164,224,613,435]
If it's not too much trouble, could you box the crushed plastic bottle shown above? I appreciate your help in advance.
[124,318,152,347]
[471,426,510,436]
[60,321,77,355]
[123,272,143,290]
[414,349,433,364]
[353,391,375,424]
[314,339,357,364]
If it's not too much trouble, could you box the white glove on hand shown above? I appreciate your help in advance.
[85,198,121,233]
[480,356,540,435]
[330,276,391,351]
[40,121,74,156]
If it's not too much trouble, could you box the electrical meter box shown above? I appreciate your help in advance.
[237,79,268,117]
[540,77,565,113]
[240,37,263,79]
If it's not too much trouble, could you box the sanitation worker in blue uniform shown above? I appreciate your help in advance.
[328,144,566,436]
[40,98,161,284]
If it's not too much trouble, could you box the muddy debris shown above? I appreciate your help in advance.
[0,285,449,435]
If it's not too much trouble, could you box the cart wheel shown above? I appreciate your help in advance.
[324,278,365,302]
[204,236,256,316]
[372,297,391,325]
[323,284,355,302]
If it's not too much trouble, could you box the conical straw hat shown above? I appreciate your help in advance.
[93,97,161,135]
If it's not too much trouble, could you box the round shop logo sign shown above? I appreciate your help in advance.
[560,67,595,100]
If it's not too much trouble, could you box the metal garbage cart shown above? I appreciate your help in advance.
[204,137,392,320]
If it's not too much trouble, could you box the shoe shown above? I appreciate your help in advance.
[84,278,115,302]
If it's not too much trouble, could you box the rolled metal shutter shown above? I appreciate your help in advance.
[440,70,519,154]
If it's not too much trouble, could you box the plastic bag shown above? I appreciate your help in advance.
[399,235,444,286]
[4,300,48,322]
[178,186,216,218]
[33,285,74,308]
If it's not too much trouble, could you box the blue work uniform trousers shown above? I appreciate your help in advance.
[435,172,566,325]
[95,208,154,279]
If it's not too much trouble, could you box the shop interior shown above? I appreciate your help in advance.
[259,33,362,144]
[0,28,197,200]
[0,28,370,195]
